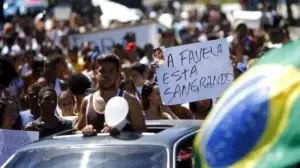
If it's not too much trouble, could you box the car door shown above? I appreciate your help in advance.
[173,131,198,168]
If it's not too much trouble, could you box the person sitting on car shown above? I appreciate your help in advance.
[77,54,146,136]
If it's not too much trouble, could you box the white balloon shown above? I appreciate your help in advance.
[105,97,129,131]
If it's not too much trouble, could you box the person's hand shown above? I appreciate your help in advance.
[231,55,239,68]
[160,104,171,113]
[160,104,179,120]
[101,124,120,136]
[151,61,159,71]
[82,125,97,137]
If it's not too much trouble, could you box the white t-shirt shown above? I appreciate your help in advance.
[140,56,152,66]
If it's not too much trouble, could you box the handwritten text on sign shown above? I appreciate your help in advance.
[156,39,234,105]
[0,129,39,166]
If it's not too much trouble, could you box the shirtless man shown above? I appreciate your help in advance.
[76,54,145,133]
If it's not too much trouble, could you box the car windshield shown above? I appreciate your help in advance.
[4,0,14,5]
[3,145,167,168]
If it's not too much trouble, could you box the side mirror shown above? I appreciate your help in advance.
[105,97,129,131]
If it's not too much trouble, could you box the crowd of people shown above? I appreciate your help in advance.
[0,1,292,139]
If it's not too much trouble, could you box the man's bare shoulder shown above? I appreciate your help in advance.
[83,94,91,101]
[83,91,99,101]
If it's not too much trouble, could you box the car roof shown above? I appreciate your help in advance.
[19,120,203,152]
[145,119,203,127]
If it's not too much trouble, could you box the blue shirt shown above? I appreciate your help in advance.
[20,110,34,128]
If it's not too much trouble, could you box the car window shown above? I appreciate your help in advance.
[3,145,167,168]
[175,133,196,168]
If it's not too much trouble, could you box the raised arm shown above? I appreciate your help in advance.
[160,104,179,120]
[127,94,146,132]
[74,97,88,130]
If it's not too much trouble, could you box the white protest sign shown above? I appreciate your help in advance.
[233,10,263,29]
[156,39,234,105]
[0,129,39,165]
[69,23,159,54]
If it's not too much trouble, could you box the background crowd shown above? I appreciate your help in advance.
[0,0,295,138]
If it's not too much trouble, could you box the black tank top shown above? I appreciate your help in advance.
[86,89,132,132]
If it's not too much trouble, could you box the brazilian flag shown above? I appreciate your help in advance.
[193,40,300,168]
